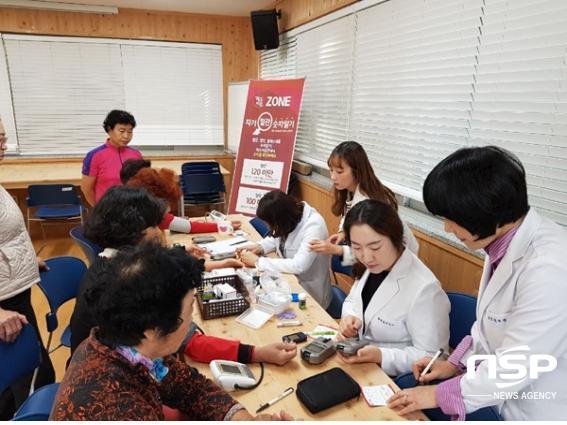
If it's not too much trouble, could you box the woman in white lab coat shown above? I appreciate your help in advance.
[338,199,450,377]
[309,141,419,263]
[239,190,332,309]
[388,146,567,421]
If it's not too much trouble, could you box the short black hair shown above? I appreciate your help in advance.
[120,158,152,184]
[256,190,303,238]
[103,109,136,133]
[84,186,166,249]
[92,242,203,346]
[423,146,529,239]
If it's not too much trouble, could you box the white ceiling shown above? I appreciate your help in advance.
[50,0,275,16]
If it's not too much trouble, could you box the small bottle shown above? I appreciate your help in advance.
[298,292,307,310]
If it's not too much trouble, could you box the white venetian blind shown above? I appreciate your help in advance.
[121,43,223,146]
[469,0,567,227]
[3,36,124,155]
[294,15,355,162]
[260,35,297,79]
[2,35,224,155]
[349,0,484,199]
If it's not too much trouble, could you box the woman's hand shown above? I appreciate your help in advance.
[0,308,28,343]
[235,243,262,256]
[185,244,208,259]
[328,232,345,245]
[308,239,343,256]
[387,386,438,416]
[239,250,260,268]
[252,342,297,365]
[338,344,381,365]
[217,258,245,269]
[412,357,459,383]
[339,315,362,338]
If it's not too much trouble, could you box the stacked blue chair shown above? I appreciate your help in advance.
[26,184,84,239]
[179,161,226,212]
[38,256,87,352]
[0,324,60,420]
[69,226,102,266]
[250,216,270,238]
[326,285,347,319]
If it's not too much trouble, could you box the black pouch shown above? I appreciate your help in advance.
[296,367,361,413]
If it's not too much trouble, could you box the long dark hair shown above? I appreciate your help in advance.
[328,141,398,217]
[256,190,304,238]
[343,199,404,279]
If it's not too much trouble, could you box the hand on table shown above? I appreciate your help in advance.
[185,244,208,259]
[239,250,259,268]
[337,344,382,365]
[235,243,262,256]
[253,342,297,365]
[387,385,438,416]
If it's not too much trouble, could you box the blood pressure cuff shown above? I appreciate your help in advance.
[296,367,361,413]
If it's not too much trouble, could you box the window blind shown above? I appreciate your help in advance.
[1,35,224,155]
[260,34,297,79]
[294,15,355,162]
[469,0,567,227]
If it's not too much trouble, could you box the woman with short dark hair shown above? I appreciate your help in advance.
[338,200,449,377]
[81,109,142,206]
[388,146,567,421]
[239,190,332,309]
[51,243,292,420]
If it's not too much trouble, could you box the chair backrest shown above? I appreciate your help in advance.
[38,257,87,333]
[27,184,81,208]
[331,254,353,276]
[250,217,270,237]
[69,226,102,265]
[326,285,348,319]
[447,291,477,349]
[0,324,42,394]
[182,173,225,196]
[181,161,221,175]
[12,383,61,421]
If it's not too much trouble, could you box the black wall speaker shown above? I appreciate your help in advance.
[251,9,280,50]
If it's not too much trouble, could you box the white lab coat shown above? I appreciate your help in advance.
[338,185,419,266]
[458,209,567,420]
[342,248,450,376]
[257,202,332,309]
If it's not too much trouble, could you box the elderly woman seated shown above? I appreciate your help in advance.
[50,242,292,420]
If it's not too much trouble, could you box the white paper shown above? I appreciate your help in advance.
[199,236,248,255]
[362,385,395,407]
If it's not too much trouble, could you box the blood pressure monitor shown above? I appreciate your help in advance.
[300,337,336,364]
[210,360,257,391]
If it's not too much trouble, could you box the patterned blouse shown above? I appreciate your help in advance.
[50,330,242,420]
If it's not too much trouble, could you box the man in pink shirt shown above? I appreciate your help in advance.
[81,110,142,206]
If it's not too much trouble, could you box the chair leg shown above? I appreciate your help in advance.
[40,222,46,240]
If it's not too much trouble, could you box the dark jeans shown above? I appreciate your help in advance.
[0,288,55,419]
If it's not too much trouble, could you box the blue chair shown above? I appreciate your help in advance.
[326,285,347,319]
[331,253,353,284]
[447,292,477,349]
[27,184,84,239]
[37,257,87,352]
[69,226,102,266]
[250,217,270,237]
[181,161,221,175]
[394,373,502,420]
[12,383,60,420]
[0,324,59,421]
[0,324,42,394]
[181,172,226,212]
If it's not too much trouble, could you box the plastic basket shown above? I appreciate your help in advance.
[197,274,250,320]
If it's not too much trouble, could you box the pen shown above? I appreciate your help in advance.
[256,387,294,413]
[229,240,249,246]
[310,331,336,336]
[420,348,444,379]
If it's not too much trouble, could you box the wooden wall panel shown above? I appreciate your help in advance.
[0,7,260,145]
[294,178,484,296]
[274,0,357,32]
